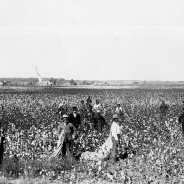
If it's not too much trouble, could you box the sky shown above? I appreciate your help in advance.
[0,0,184,81]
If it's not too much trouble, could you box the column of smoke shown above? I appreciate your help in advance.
[34,65,42,83]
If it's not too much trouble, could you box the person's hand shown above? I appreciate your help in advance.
[72,135,76,140]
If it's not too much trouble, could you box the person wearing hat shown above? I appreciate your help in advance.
[68,107,81,129]
[57,114,77,157]
[86,105,96,124]
[109,113,122,163]
[115,103,124,116]
[58,102,68,116]
[80,113,122,162]
[79,100,86,111]
[93,99,102,114]
[79,100,86,120]
[86,96,93,110]
[86,96,92,105]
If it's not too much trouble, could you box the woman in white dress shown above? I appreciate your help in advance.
[81,114,122,163]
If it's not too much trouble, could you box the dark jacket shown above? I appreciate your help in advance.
[87,98,92,104]
[94,114,106,131]
[179,112,184,124]
[0,135,5,164]
[160,104,169,114]
[68,113,81,129]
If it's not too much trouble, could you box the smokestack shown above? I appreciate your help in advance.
[34,65,42,83]
[31,63,42,84]
[38,76,42,83]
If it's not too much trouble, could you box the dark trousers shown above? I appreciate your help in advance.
[0,148,4,165]
[62,141,72,156]
[110,137,117,162]
[94,123,102,132]
[182,122,184,135]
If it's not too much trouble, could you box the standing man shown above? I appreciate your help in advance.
[69,107,81,129]
[51,114,76,159]
[178,108,184,135]
[87,96,92,105]
[58,101,68,116]
[86,96,93,110]
[58,103,64,115]
[115,103,124,116]
[110,114,122,163]
[0,128,6,165]
[93,99,102,114]
[86,105,96,126]
[79,100,86,120]
[94,110,106,132]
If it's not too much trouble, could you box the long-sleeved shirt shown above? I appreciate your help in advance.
[110,121,121,141]
[115,106,123,114]
[58,122,77,142]
[93,103,102,112]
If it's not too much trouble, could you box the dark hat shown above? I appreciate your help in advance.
[113,114,120,120]
[73,106,77,110]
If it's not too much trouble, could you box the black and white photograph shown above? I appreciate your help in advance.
[0,0,184,183]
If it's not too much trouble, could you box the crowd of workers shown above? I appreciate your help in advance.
[1,96,184,165]
[54,96,125,163]
[51,96,180,164]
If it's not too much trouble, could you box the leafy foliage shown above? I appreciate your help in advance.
[0,87,184,183]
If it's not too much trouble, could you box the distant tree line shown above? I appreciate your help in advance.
[0,78,79,86]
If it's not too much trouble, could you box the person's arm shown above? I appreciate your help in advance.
[101,116,105,126]
[115,107,118,113]
[92,105,96,112]
[72,124,77,139]
[58,124,62,135]
[58,123,64,135]
[178,115,182,123]
[117,134,121,144]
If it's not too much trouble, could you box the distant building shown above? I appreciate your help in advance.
[0,82,3,86]
[63,82,71,86]
[38,81,53,86]
[19,82,29,86]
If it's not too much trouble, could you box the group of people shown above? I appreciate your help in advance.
[1,97,184,165]
[53,98,183,163]
[52,96,124,163]
[52,109,122,163]
[58,96,106,132]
